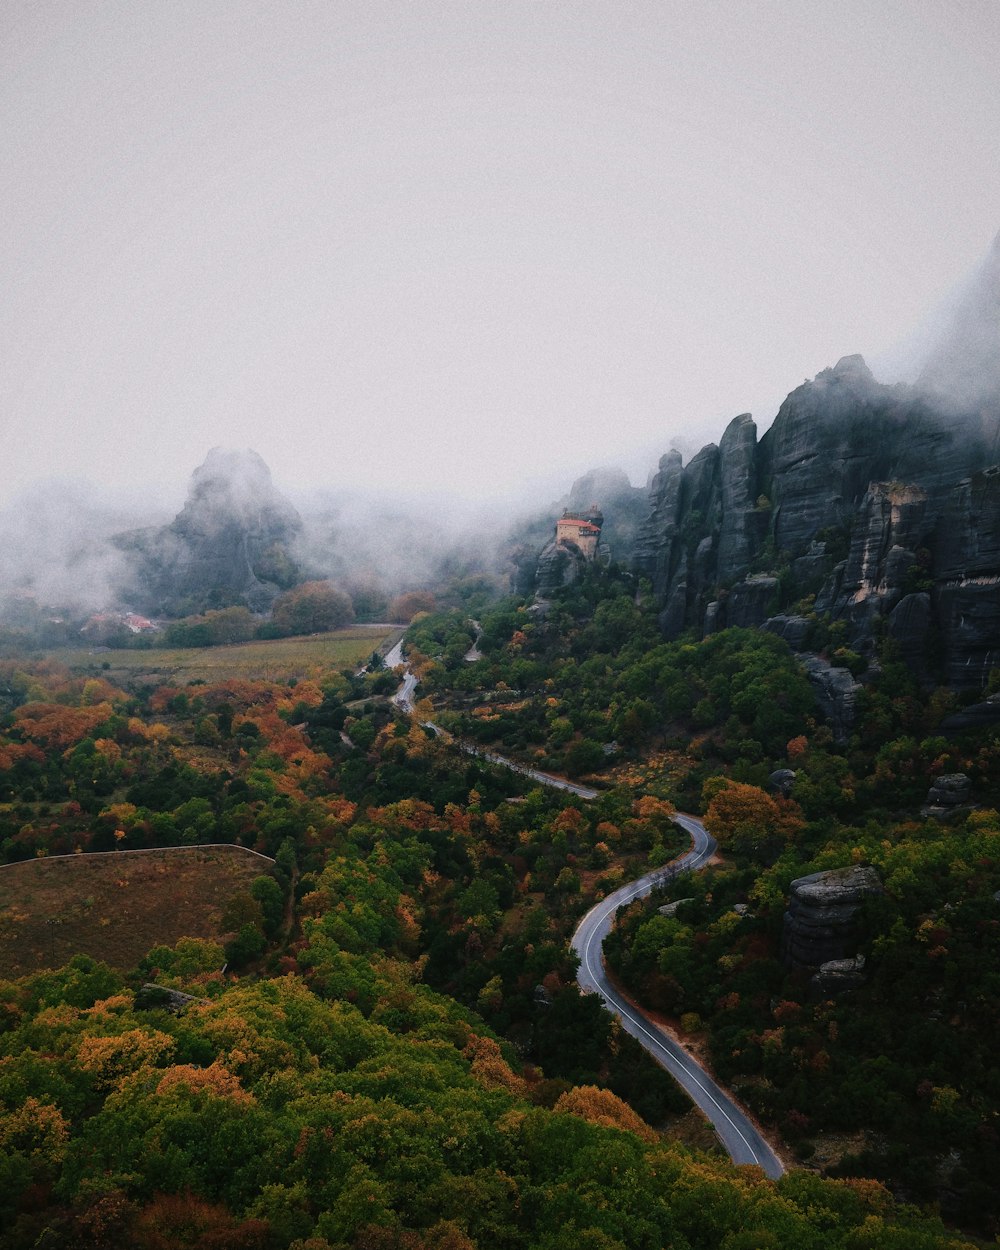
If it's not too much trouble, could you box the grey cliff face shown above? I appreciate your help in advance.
[117,448,303,615]
[634,450,685,599]
[933,467,1000,684]
[535,539,583,596]
[536,237,1000,700]
[716,413,760,583]
[630,349,1000,688]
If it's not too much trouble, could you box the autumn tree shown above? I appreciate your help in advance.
[388,590,436,623]
[702,778,796,859]
[270,581,355,636]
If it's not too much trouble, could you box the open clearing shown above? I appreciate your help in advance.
[47,624,401,686]
[0,845,271,977]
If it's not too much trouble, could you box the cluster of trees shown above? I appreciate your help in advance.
[2,558,999,1243]
[1,953,978,1249]
[605,802,1000,1231]
[415,568,1000,1234]
[407,578,816,789]
[162,581,356,647]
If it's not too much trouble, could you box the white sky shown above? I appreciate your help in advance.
[3,0,1000,508]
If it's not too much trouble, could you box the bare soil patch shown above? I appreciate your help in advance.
[0,846,271,977]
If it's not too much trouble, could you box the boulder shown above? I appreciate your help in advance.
[762,614,813,650]
[941,698,1000,735]
[926,773,972,807]
[921,773,974,821]
[657,898,695,918]
[768,769,797,798]
[810,955,867,996]
[781,865,882,969]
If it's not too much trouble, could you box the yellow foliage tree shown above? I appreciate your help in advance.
[554,1084,658,1143]
[76,1027,175,1087]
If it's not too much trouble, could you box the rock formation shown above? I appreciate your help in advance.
[532,234,1000,694]
[117,448,302,615]
[810,954,867,996]
[628,347,1000,687]
[781,865,883,970]
[768,769,796,798]
[798,655,862,744]
[921,773,974,822]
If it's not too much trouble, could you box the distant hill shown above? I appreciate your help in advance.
[116,447,303,616]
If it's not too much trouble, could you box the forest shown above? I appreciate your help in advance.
[0,567,996,1247]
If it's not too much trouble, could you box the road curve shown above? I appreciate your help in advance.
[571,813,785,1179]
[387,636,781,1171]
[387,643,598,798]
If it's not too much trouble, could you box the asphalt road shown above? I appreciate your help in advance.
[571,813,785,1179]
[387,644,598,796]
[387,639,783,1174]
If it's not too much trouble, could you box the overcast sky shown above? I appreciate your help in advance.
[4,0,1000,509]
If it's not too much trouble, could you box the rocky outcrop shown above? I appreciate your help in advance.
[762,355,900,554]
[522,239,1000,695]
[799,655,862,744]
[535,539,586,595]
[781,865,883,970]
[810,954,866,996]
[628,352,999,689]
[136,983,208,1012]
[768,769,796,798]
[762,614,813,650]
[921,773,974,822]
[536,504,605,596]
[117,448,302,615]
[657,898,694,918]
[941,697,1000,735]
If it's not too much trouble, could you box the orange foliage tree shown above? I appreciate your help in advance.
[703,778,802,858]
[14,702,115,750]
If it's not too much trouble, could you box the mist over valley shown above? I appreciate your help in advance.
[4,7,1000,1247]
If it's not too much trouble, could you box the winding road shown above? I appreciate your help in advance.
[385,639,598,798]
[387,635,784,1177]
[571,813,784,1178]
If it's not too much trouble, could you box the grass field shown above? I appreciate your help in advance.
[0,846,273,977]
[47,624,402,686]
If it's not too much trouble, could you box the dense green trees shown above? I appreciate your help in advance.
[0,960,980,1250]
[3,564,1000,1243]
